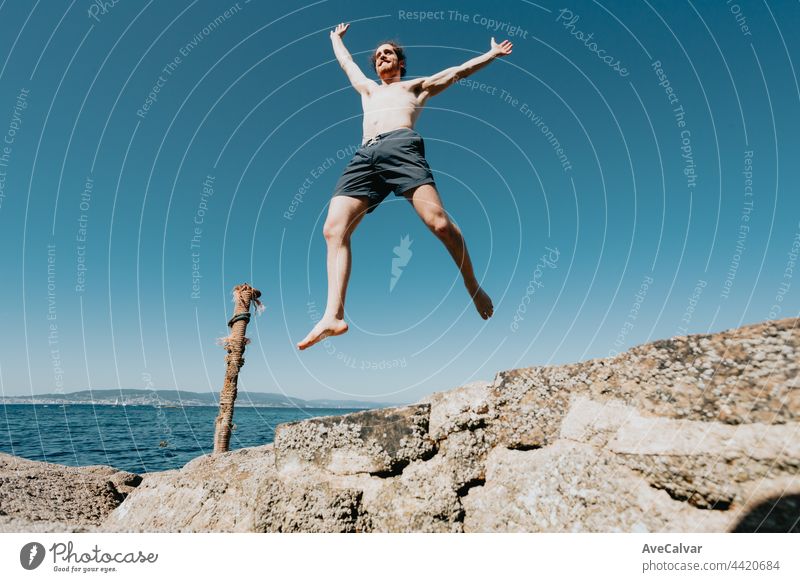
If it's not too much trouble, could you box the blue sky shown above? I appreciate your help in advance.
[0,0,797,403]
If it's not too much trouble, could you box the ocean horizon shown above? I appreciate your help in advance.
[0,404,361,474]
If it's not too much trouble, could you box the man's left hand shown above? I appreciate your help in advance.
[490,37,513,57]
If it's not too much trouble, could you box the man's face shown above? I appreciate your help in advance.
[375,44,402,77]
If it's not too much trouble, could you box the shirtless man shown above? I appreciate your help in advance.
[297,22,512,350]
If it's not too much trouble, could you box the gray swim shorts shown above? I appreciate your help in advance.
[332,127,436,213]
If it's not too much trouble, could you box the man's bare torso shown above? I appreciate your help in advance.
[360,79,430,144]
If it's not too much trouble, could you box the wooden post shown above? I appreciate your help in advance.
[213,283,261,454]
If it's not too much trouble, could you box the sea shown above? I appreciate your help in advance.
[0,404,362,474]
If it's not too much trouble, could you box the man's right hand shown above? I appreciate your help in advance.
[330,22,349,38]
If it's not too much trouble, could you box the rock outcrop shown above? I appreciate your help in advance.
[6,318,800,532]
[0,454,140,532]
[102,317,799,532]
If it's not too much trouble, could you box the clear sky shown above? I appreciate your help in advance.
[0,0,797,403]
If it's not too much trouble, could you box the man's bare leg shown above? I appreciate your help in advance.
[297,195,370,349]
[404,184,494,319]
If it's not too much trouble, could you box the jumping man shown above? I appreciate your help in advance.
[298,22,513,350]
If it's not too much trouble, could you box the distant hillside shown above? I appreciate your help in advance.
[0,389,398,409]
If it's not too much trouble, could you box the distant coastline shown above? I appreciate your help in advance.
[0,388,399,410]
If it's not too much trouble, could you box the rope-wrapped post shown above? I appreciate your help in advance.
[213,283,262,454]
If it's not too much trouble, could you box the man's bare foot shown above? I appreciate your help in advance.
[297,316,349,350]
[468,285,494,319]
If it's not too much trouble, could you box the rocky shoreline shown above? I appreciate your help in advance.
[2,318,798,532]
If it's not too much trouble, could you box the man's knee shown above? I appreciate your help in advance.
[325,197,368,241]
[323,219,348,242]
[429,215,454,240]
[324,213,363,242]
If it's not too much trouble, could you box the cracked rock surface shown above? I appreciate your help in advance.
[5,318,799,532]
[0,453,140,532]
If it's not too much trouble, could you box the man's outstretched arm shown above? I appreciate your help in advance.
[330,22,377,95]
[420,38,513,98]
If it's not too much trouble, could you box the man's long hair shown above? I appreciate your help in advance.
[370,40,406,78]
